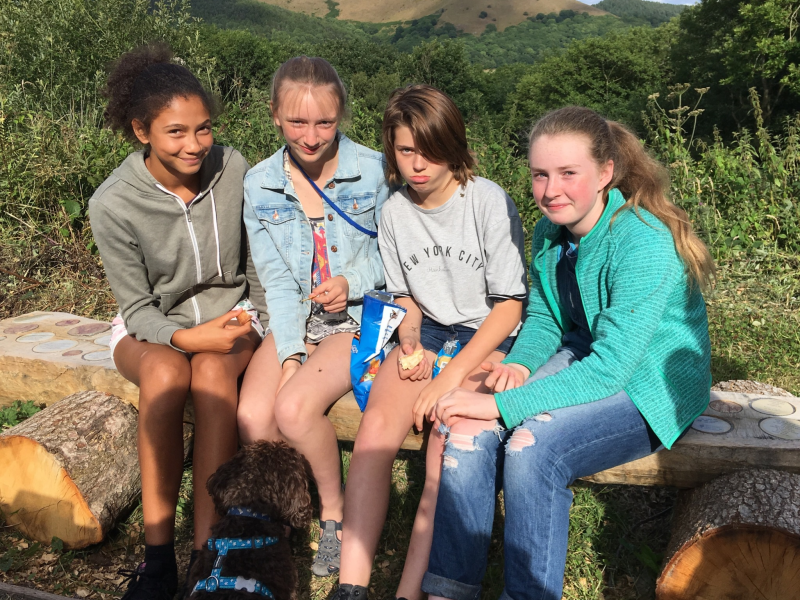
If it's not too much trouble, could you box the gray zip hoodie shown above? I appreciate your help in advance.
[89,145,267,348]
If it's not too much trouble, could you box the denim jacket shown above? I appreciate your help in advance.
[243,134,389,364]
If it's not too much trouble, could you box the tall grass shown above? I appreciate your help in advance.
[645,84,800,256]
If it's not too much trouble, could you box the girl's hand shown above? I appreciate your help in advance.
[412,367,463,431]
[277,357,302,393]
[398,337,431,381]
[311,276,349,313]
[171,308,252,353]
[482,361,530,392]
[435,388,501,427]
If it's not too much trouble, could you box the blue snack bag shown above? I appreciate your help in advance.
[350,291,407,411]
[432,334,461,378]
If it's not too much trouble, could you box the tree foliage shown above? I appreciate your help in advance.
[596,0,685,26]
[509,24,677,132]
[673,0,800,128]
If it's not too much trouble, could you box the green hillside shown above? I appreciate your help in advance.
[596,0,686,26]
[191,0,678,67]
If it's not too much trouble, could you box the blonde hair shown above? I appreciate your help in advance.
[529,106,714,289]
[382,84,475,187]
[270,56,347,118]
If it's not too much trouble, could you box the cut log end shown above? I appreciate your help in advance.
[657,468,800,600]
[658,524,800,600]
[0,436,102,547]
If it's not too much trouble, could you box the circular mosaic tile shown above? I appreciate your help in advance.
[83,349,112,361]
[33,339,78,353]
[55,319,81,327]
[3,324,39,335]
[750,398,795,417]
[93,334,112,347]
[709,399,743,414]
[759,417,800,441]
[68,323,111,336]
[62,349,84,357]
[16,332,55,344]
[13,314,50,323]
[691,415,732,434]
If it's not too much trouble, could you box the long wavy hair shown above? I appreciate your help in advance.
[529,106,715,289]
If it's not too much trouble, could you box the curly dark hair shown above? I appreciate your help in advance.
[102,42,216,142]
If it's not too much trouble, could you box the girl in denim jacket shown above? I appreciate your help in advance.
[238,56,389,577]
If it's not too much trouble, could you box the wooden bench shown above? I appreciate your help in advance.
[0,311,424,450]
[3,312,800,598]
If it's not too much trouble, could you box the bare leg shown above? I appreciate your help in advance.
[340,346,507,598]
[190,331,259,548]
[273,332,354,523]
[237,333,284,444]
[395,351,506,600]
[114,336,191,546]
[339,345,437,586]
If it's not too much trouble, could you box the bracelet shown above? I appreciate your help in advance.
[283,356,302,366]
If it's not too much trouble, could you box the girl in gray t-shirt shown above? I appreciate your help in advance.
[335,85,528,600]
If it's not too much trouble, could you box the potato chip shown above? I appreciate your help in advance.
[399,348,424,370]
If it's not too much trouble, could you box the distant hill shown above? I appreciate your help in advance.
[256,0,609,33]
[192,0,680,69]
[596,0,685,26]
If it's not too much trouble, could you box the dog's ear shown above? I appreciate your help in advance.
[252,442,313,528]
[206,448,261,515]
[282,452,313,529]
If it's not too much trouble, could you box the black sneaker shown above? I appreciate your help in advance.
[331,584,369,600]
[119,561,178,600]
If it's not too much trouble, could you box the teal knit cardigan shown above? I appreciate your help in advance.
[497,189,711,449]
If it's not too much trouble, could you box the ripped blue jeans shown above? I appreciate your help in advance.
[422,349,663,600]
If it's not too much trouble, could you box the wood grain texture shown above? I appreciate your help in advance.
[0,391,190,549]
[656,468,800,600]
[0,581,70,600]
[583,392,800,488]
[328,391,424,450]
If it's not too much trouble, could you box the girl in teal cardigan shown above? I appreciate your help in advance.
[421,106,715,600]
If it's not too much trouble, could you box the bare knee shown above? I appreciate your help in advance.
[446,419,499,452]
[353,408,402,454]
[190,354,236,391]
[507,427,535,454]
[138,351,190,410]
[237,393,278,444]
[273,392,311,438]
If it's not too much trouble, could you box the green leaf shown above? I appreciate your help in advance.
[0,556,14,572]
[63,200,82,219]
[51,537,64,552]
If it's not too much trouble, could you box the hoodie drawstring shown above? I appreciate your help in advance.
[209,189,223,280]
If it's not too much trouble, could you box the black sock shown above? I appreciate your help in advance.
[143,542,177,577]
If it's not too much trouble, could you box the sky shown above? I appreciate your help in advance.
[582,0,698,4]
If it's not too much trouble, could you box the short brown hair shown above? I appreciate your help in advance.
[270,56,347,118]
[382,84,475,187]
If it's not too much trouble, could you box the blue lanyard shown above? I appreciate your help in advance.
[287,148,378,238]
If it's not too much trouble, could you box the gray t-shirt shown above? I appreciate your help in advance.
[379,176,528,331]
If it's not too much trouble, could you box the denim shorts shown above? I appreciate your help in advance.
[419,316,515,355]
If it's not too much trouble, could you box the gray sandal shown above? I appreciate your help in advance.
[312,519,342,577]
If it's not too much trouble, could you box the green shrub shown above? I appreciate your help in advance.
[0,401,43,429]
[645,85,800,255]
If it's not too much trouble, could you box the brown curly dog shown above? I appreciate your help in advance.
[185,440,312,599]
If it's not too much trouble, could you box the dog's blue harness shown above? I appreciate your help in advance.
[192,507,279,597]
